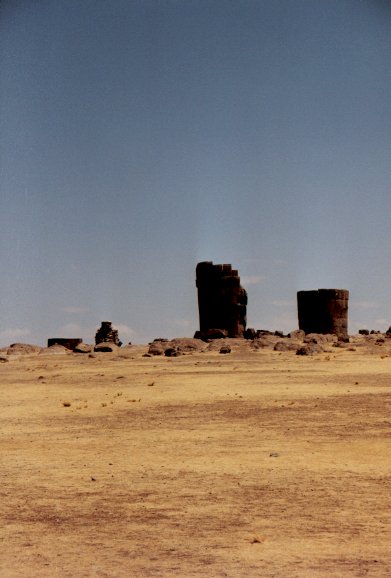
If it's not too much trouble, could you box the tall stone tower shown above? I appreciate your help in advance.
[195,261,247,337]
[297,289,349,339]
[95,321,121,346]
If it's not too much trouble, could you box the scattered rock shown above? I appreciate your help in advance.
[304,333,337,344]
[0,354,9,363]
[74,343,93,354]
[338,335,350,343]
[359,329,370,335]
[251,536,265,544]
[288,329,305,340]
[296,344,323,356]
[164,347,179,357]
[219,345,231,354]
[39,344,70,355]
[169,338,206,353]
[194,328,229,341]
[251,336,278,350]
[274,341,298,352]
[244,328,257,340]
[148,342,165,356]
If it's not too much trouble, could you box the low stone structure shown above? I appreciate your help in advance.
[195,261,247,338]
[297,289,349,339]
[47,338,82,351]
[95,321,122,346]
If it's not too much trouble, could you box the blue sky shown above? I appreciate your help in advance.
[1,0,391,346]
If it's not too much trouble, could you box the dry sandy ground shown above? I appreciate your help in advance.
[1,341,391,577]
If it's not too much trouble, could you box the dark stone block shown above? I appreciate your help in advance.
[47,338,82,351]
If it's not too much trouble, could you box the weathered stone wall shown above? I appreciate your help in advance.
[47,338,82,351]
[195,261,247,338]
[297,289,349,338]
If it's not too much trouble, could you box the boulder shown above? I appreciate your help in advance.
[148,342,165,356]
[296,344,323,356]
[251,336,278,350]
[274,341,298,352]
[194,328,229,341]
[74,343,93,354]
[304,333,337,344]
[219,344,231,354]
[164,347,179,357]
[244,328,257,340]
[94,342,119,353]
[288,329,305,340]
[169,338,206,354]
[39,344,70,355]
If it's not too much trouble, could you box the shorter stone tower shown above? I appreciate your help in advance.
[195,261,247,338]
[297,289,349,339]
[95,321,121,346]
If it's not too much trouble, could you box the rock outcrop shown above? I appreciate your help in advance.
[7,343,42,355]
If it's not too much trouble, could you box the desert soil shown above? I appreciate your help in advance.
[1,342,391,577]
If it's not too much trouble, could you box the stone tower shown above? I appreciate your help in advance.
[195,261,247,338]
[95,321,121,346]
[297,289,349,339]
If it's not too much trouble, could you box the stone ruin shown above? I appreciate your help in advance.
[95,321,122,346]
[47,338,82,351]
[195,261,247,338]
[297,289,349,340]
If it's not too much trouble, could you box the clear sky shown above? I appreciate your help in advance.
[1,0,391,346]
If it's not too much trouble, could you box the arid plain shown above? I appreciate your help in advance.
[1,336,391,577]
